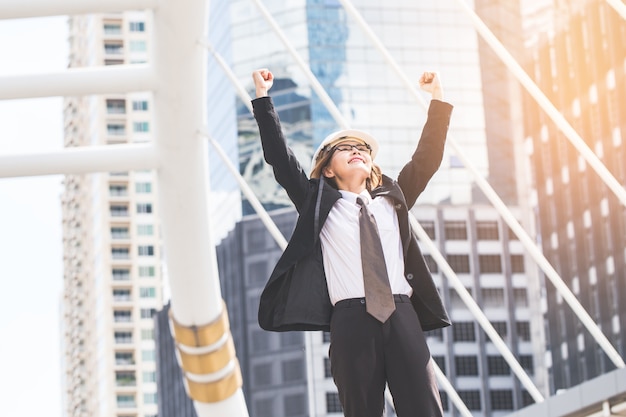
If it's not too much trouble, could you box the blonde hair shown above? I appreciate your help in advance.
[310,145,383,191]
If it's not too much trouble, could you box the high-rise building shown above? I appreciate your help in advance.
[62,12,163,417]
[522,0,626,393]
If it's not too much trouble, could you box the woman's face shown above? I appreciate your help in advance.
[322,139,372,185]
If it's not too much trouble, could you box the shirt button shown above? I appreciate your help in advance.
[406,273,414,280]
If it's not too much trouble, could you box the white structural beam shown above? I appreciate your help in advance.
[151,0,248,415]
[0,65,157,101]
[452,0,626,208]
[249,0,350,129]
[0,143,158,178]
[338,0,625,372]
[607,0,626,20]
[0,0,158,20]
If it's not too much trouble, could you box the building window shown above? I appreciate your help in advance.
[111,247,130,259]
[247,260,268,287]
[284,393,306,416]
[106,99,126,114]
[104,42,123,54]
[129,21,145,32]
[487,356,510,375]
[449,287,472,309]
[424,254,438,273]
[115,371,136,386]
[440,391,449,411]
[481,288,505,308]
[322,332,331,343]
[516,322,531,341]
[112,268,130,281]
[324,358,332,378]
[143,371,156,382]
[246,228,266,252]
[142,349,155,362]
[426,328,443,341]
[432,356,446,375]
[139,287,156,298]
[253,363,273,387]
[519,355,534,375]
[138,266,155,277]
[447,254,470,273]
[141,329,154,340]
[143,393,158,404]
[133,121,149,133]
[114,310,131,322]
[113,289,131,301]
[490,390,514,410]
[111,227,130,239]
[453,322,476,342]
[476,221,499,240]
[420,220,436,240]
[513,288,528,307]
[115,352,134,365]
[458,390,481,411]
[136,203,153,214]
[116,394,135,408]
[282,359,305,382]
[137,224,154,236]
[103,23,122,35]
[130,40,147,52]
[280,331,303,347]
[132,100,149,111]
[114,331,132,344]
[105,59,124,66]
[136,182,152,193]
[326,392,342,413]
[138,245,154,256]
[455,356,479,376]
[444,221,467,240]
[110,204,129,217]
[511,254,525,273]
[255,398,274,417]
[140,308,157,319]
[479,254,502,273]
[251,329,270,352]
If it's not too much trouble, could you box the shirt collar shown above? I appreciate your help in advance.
[338,189,372,205]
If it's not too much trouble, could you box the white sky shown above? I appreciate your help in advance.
[0,16,67,416]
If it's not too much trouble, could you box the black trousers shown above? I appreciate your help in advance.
[329,295,443,417]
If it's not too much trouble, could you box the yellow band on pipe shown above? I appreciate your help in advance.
[178,335,236,374]
[169,301,229,347]
[185,361,243,403]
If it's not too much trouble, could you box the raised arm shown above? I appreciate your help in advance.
[252,69,311,211]
[398,72,453,207]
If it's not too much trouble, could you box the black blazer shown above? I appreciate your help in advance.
[252,96,453,332]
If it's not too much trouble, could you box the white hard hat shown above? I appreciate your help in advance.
[311,129,379,167]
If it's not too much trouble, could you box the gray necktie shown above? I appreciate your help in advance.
[357,197,396,322]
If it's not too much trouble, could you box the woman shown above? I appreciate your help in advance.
[252,68,453,417]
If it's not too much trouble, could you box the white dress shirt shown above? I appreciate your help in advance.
[320,189,413,305]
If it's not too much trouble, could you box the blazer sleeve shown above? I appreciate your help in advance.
[397,99,453,208]
[252,96,311,212]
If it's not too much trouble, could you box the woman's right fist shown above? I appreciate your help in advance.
[252,69,274,97]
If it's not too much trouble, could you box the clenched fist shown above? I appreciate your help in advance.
[252,68,274,98]
[419,71,443,101]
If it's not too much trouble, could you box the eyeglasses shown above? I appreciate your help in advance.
[332,143,371,154]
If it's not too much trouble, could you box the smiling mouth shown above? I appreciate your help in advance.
[349,157,365,164]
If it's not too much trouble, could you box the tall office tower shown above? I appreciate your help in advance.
[62,12,163,417]
[522,0,626,392]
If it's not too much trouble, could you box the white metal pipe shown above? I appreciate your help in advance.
[0,65,157,101]
[200,129,287,250]
[249,0,350,129]
[339,0,625,370]
[410,215,545,403]
[607,0,626,20]
[199,39,254,115]
[0,143,158,178]
[0,0,158,20]
[151,0,248,415]
[453,0,626,207]
[432,361,474,417]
